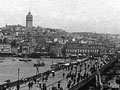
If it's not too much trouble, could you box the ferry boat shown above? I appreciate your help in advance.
[19,55,32,62]
[34,59,45,67]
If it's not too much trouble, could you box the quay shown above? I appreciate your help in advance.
[0,54,119,90]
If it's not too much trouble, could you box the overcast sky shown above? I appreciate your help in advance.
[0,0,120,34]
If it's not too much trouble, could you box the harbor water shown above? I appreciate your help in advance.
[0,57,65,84]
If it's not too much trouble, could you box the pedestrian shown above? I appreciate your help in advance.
[57,81,61,89]
[42,76,45,82]
[66,73,69,80]
[52,85,55,90]
[11,87,16,90]
[77,72,80,78]
[30,81,34,89]
[67,80,71,88]
[28,82,31,90]
[42,83,46,90]
[45,76,48,82]
[33,77,37,84]
[8,87,12,90]
[60,86,63,90]
[16,85,20,90]
[63,72,65,78]
[52,72,54,78]
[38,82,41,90]
[3,86,7,90]
[77,77,80,83]
[62,66,64,70]
[24,78,28,84]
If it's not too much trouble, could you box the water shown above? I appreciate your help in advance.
[0,57,64,84]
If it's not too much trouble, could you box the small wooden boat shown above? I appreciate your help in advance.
[0,61,3,63]
[12,58,16,61]
[34,62,45,67]
[34,59,45,67]
[19,58,32,62]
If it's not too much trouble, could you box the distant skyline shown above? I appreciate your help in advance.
[0,0,120,34]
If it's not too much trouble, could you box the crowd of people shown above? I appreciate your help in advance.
[46,55,111,90]
[65,55,111,89]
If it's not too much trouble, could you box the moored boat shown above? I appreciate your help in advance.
[12,58,16,61]
[19,54,32,62]
[0,61,3,63]
[34,62,45,67]
[19,58,32,62]
[34,59,45,67]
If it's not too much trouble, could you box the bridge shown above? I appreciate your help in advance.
[68,55,119,90]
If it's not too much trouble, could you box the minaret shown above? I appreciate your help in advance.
[26,11,33,28]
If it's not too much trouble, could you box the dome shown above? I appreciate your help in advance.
[26,12,33,18]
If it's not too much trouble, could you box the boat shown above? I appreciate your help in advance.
[0,61,3,63]
[12,58,16,61]
[0,57,6,60]
[19,54,32,62]
[19,58,32,62]
[34,59,45,67]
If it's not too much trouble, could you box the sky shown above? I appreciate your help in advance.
[0,0,120,34]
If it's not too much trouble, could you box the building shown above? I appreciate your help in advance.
[0,44,12,54]
[65,42,115,57]
[66,47,100,57]
[19,42,30,55]
[26,12,33,28]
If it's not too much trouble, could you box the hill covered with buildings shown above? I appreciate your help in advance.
[0,23,119,58]
[0,11,119,58]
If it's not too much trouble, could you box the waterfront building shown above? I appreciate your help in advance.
[20,42,30,55]
[50,44,63,57]
[65,41,115,57]
[88,44,107,55]
[88,44,115,55]
[0,44,12,54]
[66,47,100,57]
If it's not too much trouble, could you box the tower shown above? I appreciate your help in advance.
[26,12,33,28]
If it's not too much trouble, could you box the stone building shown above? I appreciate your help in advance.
[26,12,33,28]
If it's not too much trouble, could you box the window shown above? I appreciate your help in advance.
[66,49,68,52]
[97,50,98,52]
[95,50,96,53]
[75,49,77,52]
[88,50,89,52]
[83,49,84,52]
[80,49,81,52]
